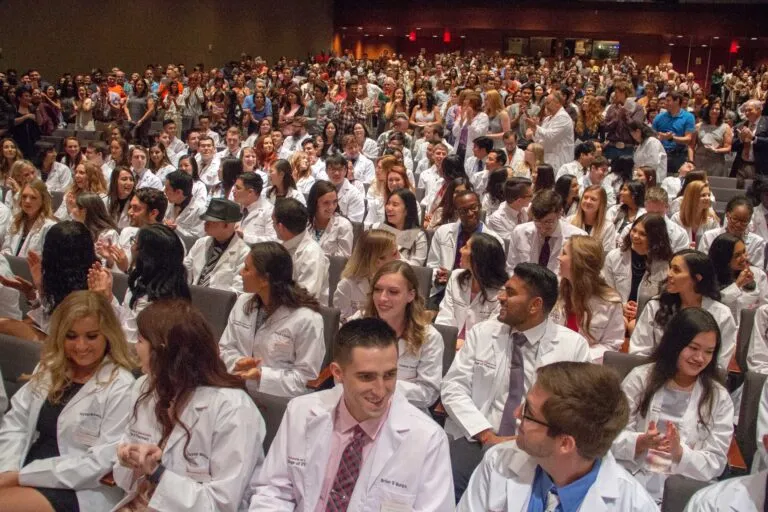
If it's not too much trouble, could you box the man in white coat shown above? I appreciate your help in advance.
[250,318,455,511]
[526,91,574,172]
[163,170,206,239]
[184,198,250,293]
[506,189,587,275]
[458,362,658,511]
[342,134,376,185]
[326,154,365,223]
[487,177,533,239]
[233,173,277,245]
[273,197,329,304]
[195,136,222,188]
[441,262,591,501]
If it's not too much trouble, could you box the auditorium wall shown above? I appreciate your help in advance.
[0,0,334,77]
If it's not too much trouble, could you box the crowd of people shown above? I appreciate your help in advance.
[0,47,766,510]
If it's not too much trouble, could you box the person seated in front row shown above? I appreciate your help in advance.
[306,180,354,259]
[614,308,734,503]
[551,235,624,363]
[273,197,330,304]
[506,189,587,276]
[250,317,455,511]
[363,260,445,410]
[333,229,399,324]
[441,263,591,501]
[486,177,533,239]
[232,172,278,245]
[630,249,737,372]
[163,170,206,239]
[0,291,136,511]
[184,198,249,294]
[324,154,365,222]
[436,232,507,348]
[112,299,265,511]
[458,362,657,511]
[218,242,325,397]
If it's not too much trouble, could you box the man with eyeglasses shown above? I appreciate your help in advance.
[506,190,586,275]
[441,263,590,502]
[426,190,503,308]
[457,362,657,511]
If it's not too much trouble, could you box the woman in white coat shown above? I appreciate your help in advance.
[709,233,768,327]
[54,161,109,222]
[1,180,57,258]
[372,188,428,266]
[333,229,399,323]
[613,308,734,502]
[364,260,444,410]
[0,291,136,511]
[603,214,673,334]
[552,235,624,363]
[436,232,506,348]
[452,91,489,163]
[106,167,135,231]
[113,299,265,512]
[363,155,398,227]
[630,250,737,373]
[71,192,120,265]
[264,159,306,206]
[219,242,325,398]
[306,180,353,258]
[670,180,720,249]
[567,184,617,254]
[36,143,73,194]
[608,180,646,237]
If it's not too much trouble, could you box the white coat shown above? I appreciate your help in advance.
[698,227,766,269]
[747,304,768,374]
[0,254,21,320]
[43,161,73,193]
[750,204,768,243]
[486,202,529,240]
[134,168,164,190]
[219,295,325,397]
[311,214,354,258]
[629,297,737,371]
[506,220,587,275]
[283,231,330,304]
[249,386,455,512]
[427,221,503,273]
[396,324,444,409]
[165,200,207,239]
[719,266,768,328]
[0,362,135,511]
[111,376,265,512]
[683,471,766,512]
[458,442,658,512]
[265,187,307,206]
[295,175,316,196]
[1,218,56,258]
[670,212,720,249]
[453,112,490,164]
[440,319,590,440]
[196,155,222,188]
[549,294,625,363]
[435,269,501,336]
[565,213,618,254]
[533,106,575,171]
[371,223,429,266]
[336,179,365,223]
[612,364,734,500]
[239,196,277,245]
[333,276,369,324]
[184,235,250,293]
[602,248,670,303]
[753,378,768,472]
[615,216,691,253]
[0,369,5,418]
[352,153,376,184]
[0,201,11,249]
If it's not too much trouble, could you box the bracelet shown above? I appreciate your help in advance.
[148,463,166,485]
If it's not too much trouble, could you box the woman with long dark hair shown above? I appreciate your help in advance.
[306,180,353,258]
[604,154,634,201]
[107,166,135,229]
[436,232,507,346]
[630,249,736,371]
[265,159,305,205]
[372,188,428,266]
[614,308,734,501]
[112,300,264,510]
[219,242,324,397]
[554,173,580,217]
[319,120,340,159]
[71,192,120,256]
[532,163,555,193]
[209,157,241,202]
[34,142,72,194]
[177,155,208,208]
[609,180,646,235]
[426,176,473,230]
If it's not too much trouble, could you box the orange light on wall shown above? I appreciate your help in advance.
[443,29,451,43]
[409,30,416,42]
[729,40,740,54]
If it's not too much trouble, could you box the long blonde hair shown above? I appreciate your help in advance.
[679,181,717,229]
[375,155,399,199]
[558,236,621,344]
[69,161,108,196]
[11,179,54,234]
[365,260,430,355]
[526,143,545,171]
[31,290,135,403]
[484,89,504,118]
[572,185,609,241]
[342,229,397,280]
[289,151,312,180]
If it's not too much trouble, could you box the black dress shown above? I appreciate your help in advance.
[23,382,84,512]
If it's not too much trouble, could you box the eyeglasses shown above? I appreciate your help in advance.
[520,399,551,428]
[533,218,558,228]
[458,204,480,216]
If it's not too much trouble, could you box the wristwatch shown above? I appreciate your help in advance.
[148,463,166,485]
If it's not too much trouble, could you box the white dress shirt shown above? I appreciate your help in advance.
[506,220,587,275]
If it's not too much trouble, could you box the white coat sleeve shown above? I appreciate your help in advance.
[0,370,6,421]
[505,235,522,276]
[628,301,659,357]
[716,309,737,372]
[406,230,429,267]
[18,374,135,489]
[333,279,356,324]
[395,329,444,409]
[441,326,494,438]
[590,301,625,363]
[457,444,501,512]
[345,190,365,223]
[218,302,251,371]
[534,114,569,144]
[258,314,325,397]
[747,305,768,374]
[611,368,649,463]
[338,222,354,259]
[425,231,442,270]
[434,274,459,328]
[149,396,266,512]
[295,253,328,302]
[0,378,34,471]
[412,429,456,512]
[242,217,278,246]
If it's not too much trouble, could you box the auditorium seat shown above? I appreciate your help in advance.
[248,390,291,453]
[433,323,458,375]
[603,351,649,381]
[736,308,757,372]
[410,265,433,303]
[661,475,709,512]
[327,255,348,308]
[0,334,42,404]
[189,285,237,342]
[736,371,767,472]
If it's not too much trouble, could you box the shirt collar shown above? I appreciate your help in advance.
[282,230,306,252]
[336,393,390,441]
[517,318,548,347]
[534,458,602,512]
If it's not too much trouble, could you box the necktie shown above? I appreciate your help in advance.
[326,426,366,512]
[517,209,525,225]
[545,488,560,512]
[475,158,483,174]
[242,207,249,219]
[539,236,551,267]
[497,332,528,436]
[197,242,225,287]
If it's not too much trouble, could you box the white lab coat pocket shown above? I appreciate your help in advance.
[73,407,103,447]
[267,330,295,363]
[364,486,416,512]
[471,359,496,403]
[397,353,419,381]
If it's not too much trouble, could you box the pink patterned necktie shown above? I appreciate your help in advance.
[326,426,367,512]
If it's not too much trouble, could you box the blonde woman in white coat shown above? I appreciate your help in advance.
[113,300,265,512]
[630,250,737,372]
[306,180,354,258]
[613,308,734,502]
[436,232,506,348]
[365,260,444,410]
[333,229,399,323]
[602,214,673,333]
[218,242,325,398]
[1,180,57,258]
[0,291,136,512]
[551,235,624,363]
[567,184,617,254]
[670,180,720,249]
